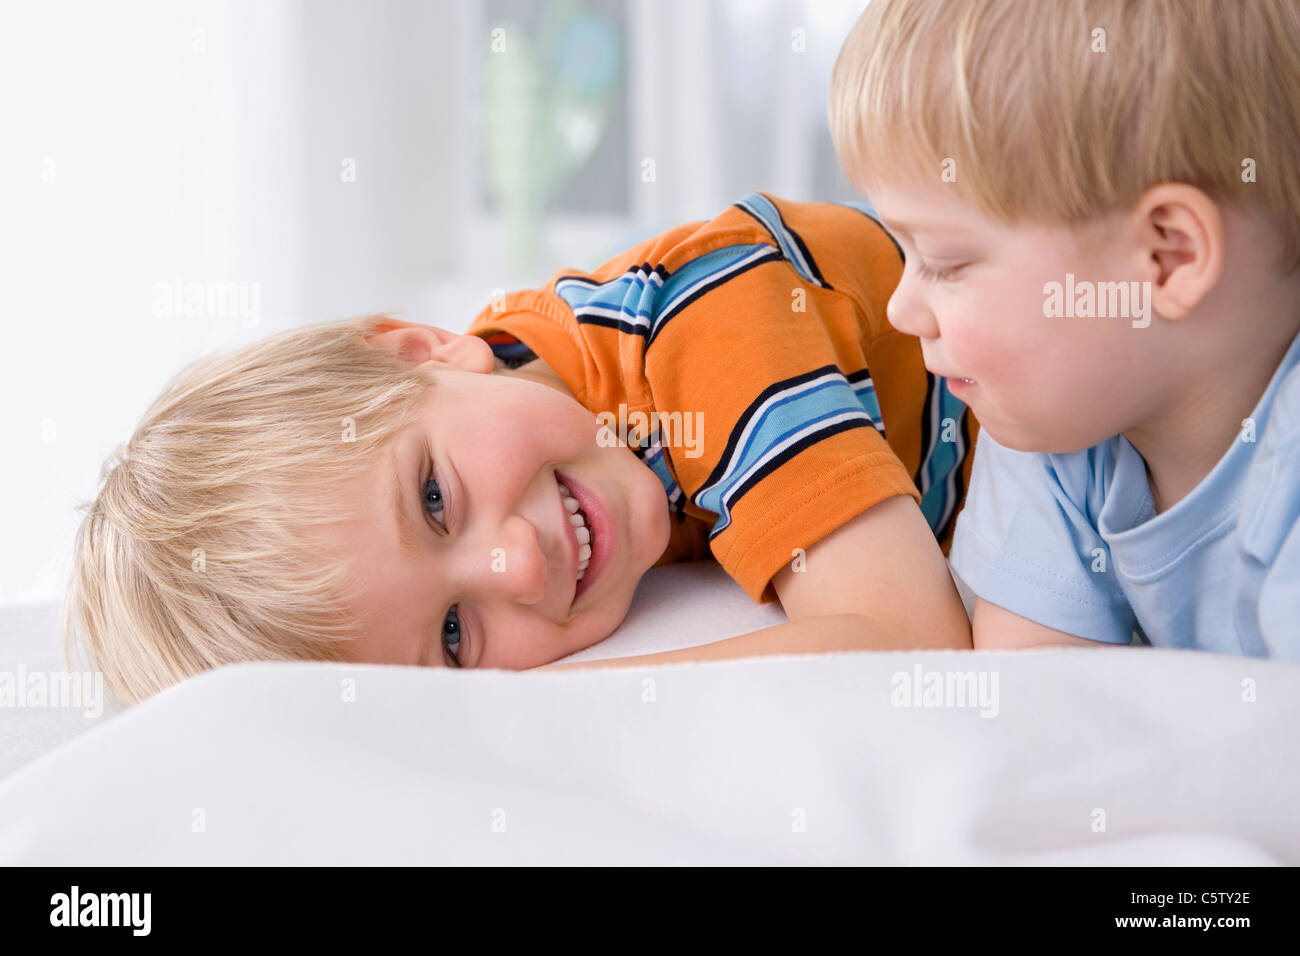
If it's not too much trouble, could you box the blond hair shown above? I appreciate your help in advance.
[829,0,1300,274]
[62,313,434,706]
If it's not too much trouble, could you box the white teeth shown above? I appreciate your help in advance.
[558,479,594,582]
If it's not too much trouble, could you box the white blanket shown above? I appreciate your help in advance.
[0,562,780,781]
[1,614,1296,864]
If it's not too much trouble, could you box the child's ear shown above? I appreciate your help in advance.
[363,319,444,364]
[366,315,421,336]
[1134,184,1225,321]
[362,317,493,373]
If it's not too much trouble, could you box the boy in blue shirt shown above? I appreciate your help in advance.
[828,0,1300,658]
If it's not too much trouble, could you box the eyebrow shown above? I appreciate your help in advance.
[876,214,971,240]
[876,215,921,237]
[390,443,419,558]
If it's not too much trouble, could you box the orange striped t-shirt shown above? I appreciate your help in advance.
[467,192,978,604]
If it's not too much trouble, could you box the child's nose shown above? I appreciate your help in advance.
[886,278,939,340]
[461,514,549,608]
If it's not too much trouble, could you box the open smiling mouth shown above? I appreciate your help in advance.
[554,471,611,607]
[557,480,592,580]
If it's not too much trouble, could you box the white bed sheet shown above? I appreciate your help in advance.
[0,562,780,782]
[0,559,978,781]
[0,600,127,782]
[1,615,1296,864]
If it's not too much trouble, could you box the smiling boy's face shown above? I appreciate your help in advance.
[865,177,1175,453]
[311,321,672,669]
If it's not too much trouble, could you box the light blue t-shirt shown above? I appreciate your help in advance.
[949,329,1300,660]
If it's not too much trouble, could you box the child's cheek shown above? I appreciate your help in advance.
[944,312,1014,383]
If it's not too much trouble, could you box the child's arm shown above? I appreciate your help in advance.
[971,598,1113,649]
[768,495,968,638]
[542,495,971,671]
[543,612,930,670]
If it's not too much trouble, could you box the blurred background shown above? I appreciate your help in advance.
[0,0,870,608]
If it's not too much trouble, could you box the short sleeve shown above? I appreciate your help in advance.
[949,431,1135,642]
[643,249,920,604]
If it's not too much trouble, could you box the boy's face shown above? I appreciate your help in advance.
[313,327,672,669]
[866,177,1167,453]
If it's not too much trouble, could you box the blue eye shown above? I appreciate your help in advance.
[423,475,446,526]
[422,471,465,667]
[442,606,463,667]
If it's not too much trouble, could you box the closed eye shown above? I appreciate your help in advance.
[914,260,965,282]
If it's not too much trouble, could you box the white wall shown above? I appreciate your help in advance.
[0,0,463,606]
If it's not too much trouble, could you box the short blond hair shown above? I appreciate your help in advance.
[62,313,434,706]
[829,0,1300,274]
